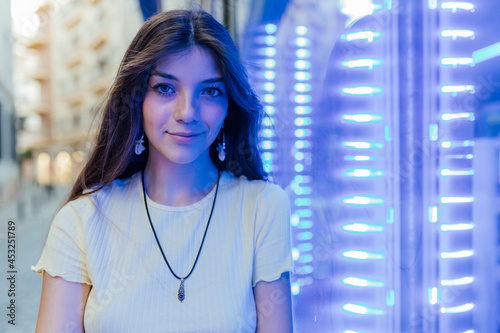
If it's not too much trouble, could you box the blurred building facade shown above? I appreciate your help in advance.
[0,0,18,203]
[15,0,248,188]
[16,0,144,187]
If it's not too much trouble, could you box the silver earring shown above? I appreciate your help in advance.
[216,124,226,162]
[135,134,146,155]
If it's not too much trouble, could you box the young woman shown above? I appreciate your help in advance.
[32,9,293,333]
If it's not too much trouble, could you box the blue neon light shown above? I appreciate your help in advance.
[294,107,311,115]
[341,58,383,69]
[264,59,276,69]
[294,60,311,70]
[264,70,276,80]
[440,303,474,313]
[472,41,500,64]
[441,2,475,13]
[264,47,276,57]
[429,0,437,9]
[440,196,474,203]
[295,152,304,160]
[343,195,385,205]
[440,223,474,231]
[264,106,275,115]
[263,94,275,103]
[295,198,311,206]
[440,112,475,121]
[298,220,312,228]
[441,276,474,286]
[294,94,312,104]
[296,49,311,58]
[291,282,300,295]
[294,129,311,138]
[262,140,273,149]
[295,164,304,172]
[263,82,275,92]
[441,140,474,148]
[294,117,311,126]
[440,250,474,259]
[429,287,439,304]
[343,168,384,178]
[264,36,277,46]
[341,30,382,42]
[294,83,312,92]
[342,303,385,315]
[342,250,385,260]
[295,140,307,149]
[299,243,312,252]
[429,206,438,223]
[429,124,438,141]
[294,72,311,81]
[342,113,383,123]
[295,37,310,47]
[262,129,274,138]
[298,232,313,240]
[344,155,377,161]
[262,152,273,161]
[441,29,475,40]
[342,222,385,233]
[265,24,277,34]
[262,117,273,126]
[440,57,474,67]
[295,26,307,36]
[341,86,383,96]
[440,169,474,176]
[342,277,385,288]
[342,141,384,149]
[440,85,475,96]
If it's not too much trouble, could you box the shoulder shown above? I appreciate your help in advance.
[64,172,141,218]
[222,171,289,207]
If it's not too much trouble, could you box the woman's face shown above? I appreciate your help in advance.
[142,46,228,169]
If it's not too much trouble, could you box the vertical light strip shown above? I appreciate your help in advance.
[338,3,387,329]
[436,2,476,331]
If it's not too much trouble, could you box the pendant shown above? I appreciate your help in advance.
[177,279,185,302]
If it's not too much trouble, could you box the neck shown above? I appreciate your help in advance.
[143,156,220,207]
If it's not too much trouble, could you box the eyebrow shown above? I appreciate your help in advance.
[150,71,225,84]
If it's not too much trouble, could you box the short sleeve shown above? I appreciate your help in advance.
[252,185,294,286]
[31,202,92,285]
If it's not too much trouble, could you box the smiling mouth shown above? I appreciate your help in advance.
[168,132,203,137]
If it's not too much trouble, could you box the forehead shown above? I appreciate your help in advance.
[152,46,222,80]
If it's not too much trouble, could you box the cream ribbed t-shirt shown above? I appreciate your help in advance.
[31,171,293,333]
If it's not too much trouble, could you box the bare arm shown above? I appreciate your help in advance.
[36,272,91,333]
[253,272,293,333]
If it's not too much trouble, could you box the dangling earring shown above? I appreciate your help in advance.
[135,133,146,155]
[216,123,226,162]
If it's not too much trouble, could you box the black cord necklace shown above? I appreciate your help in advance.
[141,170,220,302]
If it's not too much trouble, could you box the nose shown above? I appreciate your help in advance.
[174,91,199,123]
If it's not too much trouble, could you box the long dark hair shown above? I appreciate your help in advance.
[67,10,267,203]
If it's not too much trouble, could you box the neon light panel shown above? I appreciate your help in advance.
[440,303,474,313]
[441,276,474,286]
[440,85,475,95]
[440,57,474,67]
[342,86,383,96]
[440,223,474,231]
[342,58,383,69]
[341,31,382,42]
[440,112,475,121]
[342,277,385,287]
[342,303,385,315]
[342,222,384,233]
[440,250,474,259]
[441,29,475,40]
[441,2,475,13]
[342,113,383,122]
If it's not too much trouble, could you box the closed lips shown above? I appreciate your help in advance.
[168,132,203,137]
